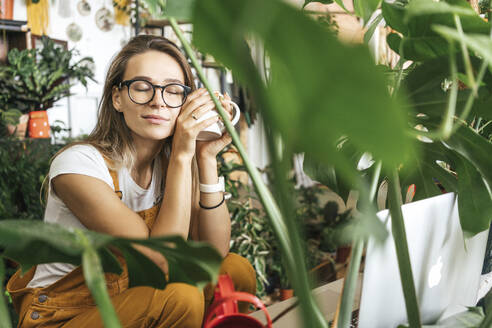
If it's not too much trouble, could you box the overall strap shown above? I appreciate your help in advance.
[102,156,123,200]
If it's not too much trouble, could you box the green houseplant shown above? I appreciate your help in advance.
[0,35,95,137]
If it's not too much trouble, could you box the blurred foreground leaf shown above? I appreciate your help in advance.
[193,0,412,184]
[0,220,222,290]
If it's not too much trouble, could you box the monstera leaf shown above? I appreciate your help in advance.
[0,220,222,289]
[0,260,12,328]
[193,0,412,182]
[401,55,492,125]
[382,0,490,61]
[399,141,457,202]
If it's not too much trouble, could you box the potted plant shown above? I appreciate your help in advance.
[0,35,95,138]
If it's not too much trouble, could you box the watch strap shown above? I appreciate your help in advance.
[199,176,225,193]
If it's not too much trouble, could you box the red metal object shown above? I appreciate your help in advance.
[203,274,272,328]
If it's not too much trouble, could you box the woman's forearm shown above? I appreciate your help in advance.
[196,157,231,257]
[150,154,193,239]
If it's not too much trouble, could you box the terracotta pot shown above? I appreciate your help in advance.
[6,113,28,139]
[336,245,352,264]
[28,110,51,138]
[280,289,294,300]
[0,0,13,19]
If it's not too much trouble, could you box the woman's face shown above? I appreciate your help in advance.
[112,50,186,142]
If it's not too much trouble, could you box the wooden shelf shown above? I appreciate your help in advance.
[144,19,189,27]
[0,19,30,64]
[0,19,29,31]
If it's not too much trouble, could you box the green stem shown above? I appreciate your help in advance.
[392,55,406,98]
[388,168,421,328]
[450,59,488,134]
[440,42,458,139]
[0,258,12,328]
[266,131,328,327]
[478,120,492,133]
[78,232,121,328]
[169,17,327,327]
[479,295,492,327]
[337,162,381,328]
[454,14,475,89]
[167,18,291,253]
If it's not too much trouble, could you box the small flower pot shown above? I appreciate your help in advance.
[336,245,352,264]
[0,0,14,19]
[6,113,28,139]
[280,289,294,300]
[28,111,51,139]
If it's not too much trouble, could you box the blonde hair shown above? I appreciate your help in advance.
[41,35,199,210]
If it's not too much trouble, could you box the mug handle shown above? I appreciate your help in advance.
[222,100,241,126]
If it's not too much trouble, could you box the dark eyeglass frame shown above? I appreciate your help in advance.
[117,79,192,108]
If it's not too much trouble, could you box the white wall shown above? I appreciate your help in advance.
[12,0,268,171]
[13,0,131,139]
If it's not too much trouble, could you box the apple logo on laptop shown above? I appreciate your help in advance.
[428,256,443,288]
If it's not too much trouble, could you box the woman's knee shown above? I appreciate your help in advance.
[220,253,256,295]
[153,283,205,327]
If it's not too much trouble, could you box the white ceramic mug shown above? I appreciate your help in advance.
[196,93,240,141]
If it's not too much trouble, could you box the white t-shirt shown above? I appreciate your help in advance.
[27,144,164,288]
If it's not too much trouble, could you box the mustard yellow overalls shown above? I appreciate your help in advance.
[7,158,256,327]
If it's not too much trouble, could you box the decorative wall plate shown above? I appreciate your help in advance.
[95,6,115,32]
[66,22,83,42]
[77,0,91,16]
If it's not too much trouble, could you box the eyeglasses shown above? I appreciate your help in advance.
[118,79,192,107]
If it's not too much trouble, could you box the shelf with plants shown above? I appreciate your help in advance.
[0,35,95,139]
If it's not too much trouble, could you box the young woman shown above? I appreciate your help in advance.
[7,35,256,328]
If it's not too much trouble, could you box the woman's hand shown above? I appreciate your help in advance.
[195,92,234,161]
[171,88,222,161]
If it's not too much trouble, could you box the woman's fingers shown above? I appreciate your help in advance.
[190,102,217,121]
[194,114,220,132]
[182,89,234,123]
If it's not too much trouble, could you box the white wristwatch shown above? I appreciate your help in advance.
[199,176,225,193]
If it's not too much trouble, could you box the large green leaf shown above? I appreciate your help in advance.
[452,151,492,235]
[433,25,492,72]
[443,124,492,188]
[193,0,412,179]
[406,0,477,21]
[383,0,490,60]
[400,36,450,61]
[402,55,492,123]
[405,0,490,37]
[0,220,222,289]
[382,0,408,35]
[112,243,166,289]
[166,0,195,20]
[399,141,457,201]
[0,259,12,328]
[420,307,485,327]
[353,0,382,23]
[121,236,223,288]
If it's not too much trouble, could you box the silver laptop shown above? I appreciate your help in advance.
[358,192,489,327]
